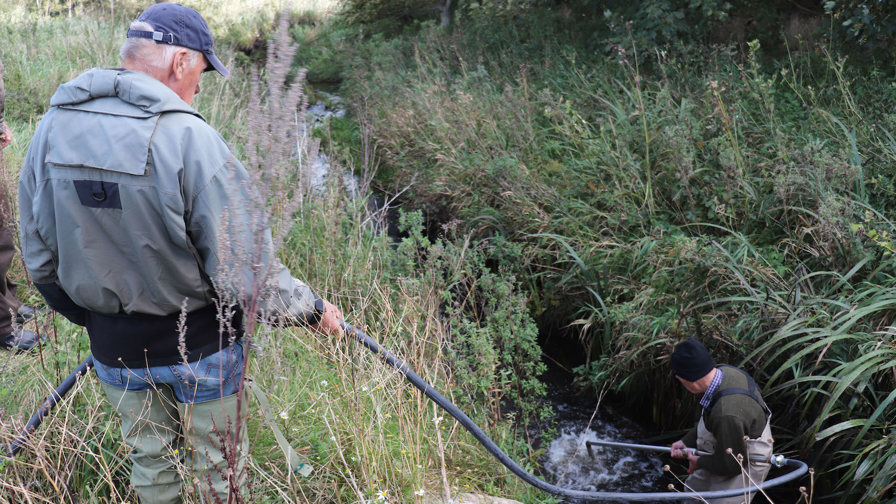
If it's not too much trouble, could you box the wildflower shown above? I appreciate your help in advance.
[414,489,425,496]
[377,490,388,500]
[362,386,369,391]
[321,380,328,386]
[433,415,444,424]
[279,411,289,420]
[330,436,337,442]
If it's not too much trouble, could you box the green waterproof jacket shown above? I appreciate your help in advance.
[19,68,317,326]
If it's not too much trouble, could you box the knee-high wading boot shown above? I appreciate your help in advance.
[102,383,185,504]
[178,393,248,503]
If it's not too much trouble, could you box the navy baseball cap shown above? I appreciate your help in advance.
[127,3,229,77]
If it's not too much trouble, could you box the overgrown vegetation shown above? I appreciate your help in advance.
[335,2,896,503]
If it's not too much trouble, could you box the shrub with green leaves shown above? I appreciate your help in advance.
[394,211,549,436]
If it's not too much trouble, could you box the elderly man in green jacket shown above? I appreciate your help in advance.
[19,3,343,503]
[669,337,774,504]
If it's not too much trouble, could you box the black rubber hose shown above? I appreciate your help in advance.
[342,321,810,502]
[4,354,94,457]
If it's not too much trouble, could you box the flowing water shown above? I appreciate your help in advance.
[539,395,676,497]
[304,91,360,196]
[537,385,800,503]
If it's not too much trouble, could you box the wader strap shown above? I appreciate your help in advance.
[247,380,313,477]
[703,365,771,422]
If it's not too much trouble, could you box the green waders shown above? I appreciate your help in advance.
[103,384,248,504]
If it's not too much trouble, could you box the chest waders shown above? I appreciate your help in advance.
[689,366,775,504]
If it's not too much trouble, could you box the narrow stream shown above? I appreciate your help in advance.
[542,410,663,492]
[538,391,680,499]
[304,90,359,196]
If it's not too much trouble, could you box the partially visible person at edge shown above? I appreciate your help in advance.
[669,337,774,504]
[18,3,343,503]
[0,121,43,352]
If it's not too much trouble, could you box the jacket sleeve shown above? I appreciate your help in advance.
[18,113,59,286]
[19,113,89,325]
[185,143,320,326]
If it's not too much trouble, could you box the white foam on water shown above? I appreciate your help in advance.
[541,418,664,493]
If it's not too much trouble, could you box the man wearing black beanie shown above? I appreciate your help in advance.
[669,337,774,504]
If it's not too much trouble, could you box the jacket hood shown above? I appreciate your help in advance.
[50,67,201,117]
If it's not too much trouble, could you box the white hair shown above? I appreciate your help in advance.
[120,20,203,73]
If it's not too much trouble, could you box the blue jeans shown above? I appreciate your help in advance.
[93,339,245,403]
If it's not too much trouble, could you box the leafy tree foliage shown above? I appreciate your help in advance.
[824,0,896,48]
[340,0,451,27]
[342,0,894,56]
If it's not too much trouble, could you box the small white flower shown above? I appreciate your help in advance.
[432,415,444,424]
[361,386,369,391]
[414,489,425,496]
[330,436,337,442]
[377,490,388,500]
[279,411,289,420]
[321,380,328,386]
